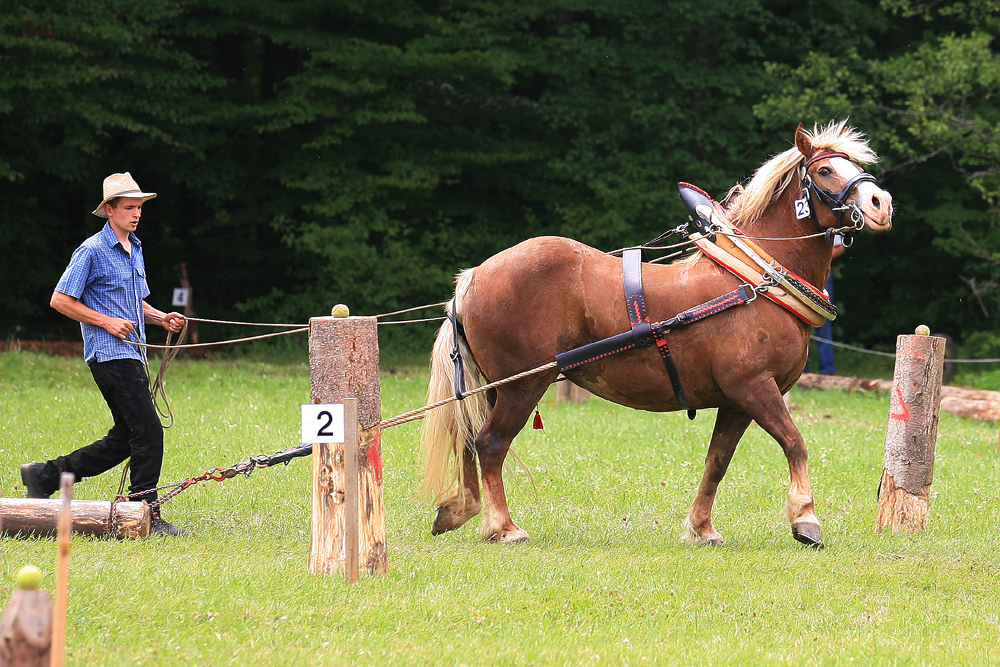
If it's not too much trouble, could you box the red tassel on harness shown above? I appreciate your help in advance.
[533,408,544,430]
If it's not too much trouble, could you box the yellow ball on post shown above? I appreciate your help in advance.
[331,304,350,318]
[15,565,42,589]
[915,324,930,336]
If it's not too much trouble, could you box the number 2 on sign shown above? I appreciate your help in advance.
[301,404,345,443]
[794,197,811,219]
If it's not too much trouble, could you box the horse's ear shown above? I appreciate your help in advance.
[794,123,812,158]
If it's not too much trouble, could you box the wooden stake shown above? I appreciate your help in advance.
[876,334,946,533]
[51,474,72,667]
[555,379,591,403]
[0,499,150,539]
[343,399,360,584]
[307,316,386,577]
[177,262,202,352]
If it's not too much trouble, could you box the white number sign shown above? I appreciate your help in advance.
[172,288,190,307]
[301,404,345,443]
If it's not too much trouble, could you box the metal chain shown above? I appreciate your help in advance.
[121,443,316,509]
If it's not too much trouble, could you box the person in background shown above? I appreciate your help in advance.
[20,172,187,536]
[810,236,846,374]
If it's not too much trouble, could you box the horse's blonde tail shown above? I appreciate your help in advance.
[418,269,489,503]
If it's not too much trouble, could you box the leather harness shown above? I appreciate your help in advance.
[555,248,753,419]
[452,181,841,418]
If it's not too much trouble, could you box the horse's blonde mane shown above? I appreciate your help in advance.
[724,120,879,228]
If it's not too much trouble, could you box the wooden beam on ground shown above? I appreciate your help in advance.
[307,316,386,577]
[0,499,150,539]
[876,334,946,533]
[796,372,1000,422]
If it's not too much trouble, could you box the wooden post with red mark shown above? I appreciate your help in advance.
[307,316,386,577]
[876,333,946,533]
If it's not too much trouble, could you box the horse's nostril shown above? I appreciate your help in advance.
[871,195,882,210]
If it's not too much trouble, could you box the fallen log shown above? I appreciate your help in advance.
[0,498,150,539]
[796,372,1000,422]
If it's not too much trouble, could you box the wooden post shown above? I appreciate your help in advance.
[876,334,946,533]
[0,500,150,539]
[0,589,52,667]
[307,316,386,577]
[555,379,591,403]
[343,399,360,584]
[51,474,72,667]
[178,262,199,346]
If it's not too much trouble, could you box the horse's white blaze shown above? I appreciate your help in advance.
[829,156,893,229]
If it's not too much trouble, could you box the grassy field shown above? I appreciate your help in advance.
[1,350,998,666]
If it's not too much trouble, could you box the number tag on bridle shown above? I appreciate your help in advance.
[794,197,811,219]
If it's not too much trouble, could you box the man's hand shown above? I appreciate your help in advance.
[103,317,137,340]
[161,312,186,333]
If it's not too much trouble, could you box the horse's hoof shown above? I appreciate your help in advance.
[701,536,724,547]
[431,506,458,535]
[483,528,530,544]
[792,523,824,549]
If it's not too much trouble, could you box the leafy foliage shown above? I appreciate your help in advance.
[2,0,998,355]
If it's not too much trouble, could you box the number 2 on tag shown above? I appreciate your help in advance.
[794,198,811,219]
[301,404,345,443]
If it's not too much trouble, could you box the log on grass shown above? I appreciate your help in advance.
[0,499,150,538]
[796,372,1000,422]
[0,589,52,667]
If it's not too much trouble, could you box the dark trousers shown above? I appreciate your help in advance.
[808,275,836,375]
[39,359,163,503]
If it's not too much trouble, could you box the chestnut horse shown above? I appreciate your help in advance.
[419,121,894,548]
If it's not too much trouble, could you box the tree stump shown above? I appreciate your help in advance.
[0,499,150,538]
[876,334,946,533]
[307,316,386,577]
[0,589,52,667]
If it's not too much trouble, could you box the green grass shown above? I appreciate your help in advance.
[1,350,998,666]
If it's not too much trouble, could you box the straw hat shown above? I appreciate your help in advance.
[92,172,157,217]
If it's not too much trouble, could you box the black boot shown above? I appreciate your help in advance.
[149,507,187,537]
[20,463,52,499]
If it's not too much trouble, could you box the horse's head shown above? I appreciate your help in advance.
[795,123,894,234]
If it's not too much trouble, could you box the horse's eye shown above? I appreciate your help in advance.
[818,167,832,177]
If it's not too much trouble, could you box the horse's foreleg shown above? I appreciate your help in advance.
[735,378,823,548]
[475,389,539,544]
[431,441,482,535]
[683,407,752,546]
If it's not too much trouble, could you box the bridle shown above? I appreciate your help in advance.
[800,151,880,246]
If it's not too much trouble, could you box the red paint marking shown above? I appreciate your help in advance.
[368,430,383,484]
[890,386,911,421]
[900,337,927,361]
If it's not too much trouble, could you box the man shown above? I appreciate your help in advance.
[809,237,846,374]
[20,172,187,536]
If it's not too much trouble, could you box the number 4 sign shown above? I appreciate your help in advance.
[301,404,345,443]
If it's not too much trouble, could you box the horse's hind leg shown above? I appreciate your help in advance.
[476,386,543,543]
[431,440,482,535]
[683,406,752,546]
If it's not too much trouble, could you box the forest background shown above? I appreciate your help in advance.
[3,0,1000,358]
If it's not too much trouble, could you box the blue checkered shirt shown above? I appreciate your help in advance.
[55,222,150,365]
